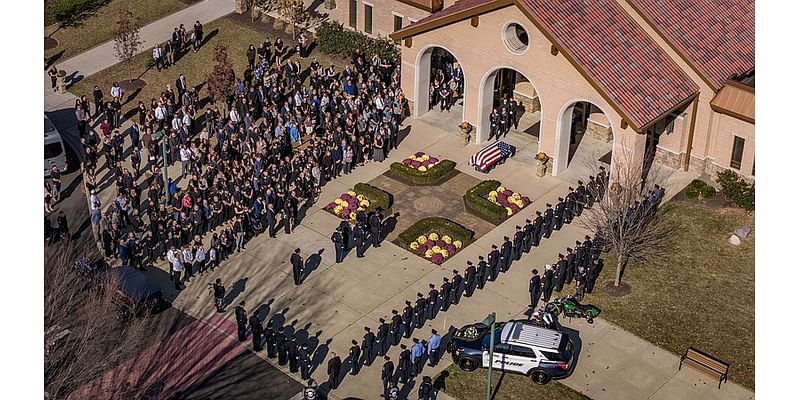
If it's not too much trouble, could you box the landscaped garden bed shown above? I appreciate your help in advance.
[463,180,531,224]
[323,182,392,221]
[388,152,456,185]
[397,217,474,265]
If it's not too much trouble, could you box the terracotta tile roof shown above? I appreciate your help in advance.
[628,0,755,90]
[710,81,755,123]
[519,0,698,129]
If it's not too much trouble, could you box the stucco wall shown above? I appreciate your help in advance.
[400,4,646,177]
[327,0,431,38]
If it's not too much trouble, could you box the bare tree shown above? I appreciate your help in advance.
[580,147,674,287]
[45,248,150,399]
[112,10,143,83]
[206,44,236,111]
[277,0,309,39]
[244,0,278,23]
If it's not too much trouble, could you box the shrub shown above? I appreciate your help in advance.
[689,179,708,190]
[48,0,99,23]
[316,20,400,64]
[463,180,508,224]
[353,182,392,212]
[397,217,474,248]
[684,186,700,199]
[715,169,755,211]
[389,159,456,185]
[701,185,717,199]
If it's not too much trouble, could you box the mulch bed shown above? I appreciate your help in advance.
[45,37,59,50]
[601,280,632,297]
[119,79,147,91]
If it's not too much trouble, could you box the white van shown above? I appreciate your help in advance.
[45,115,67,177]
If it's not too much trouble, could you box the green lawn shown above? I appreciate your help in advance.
[435,364,590,400]
[45,0,188,62]
[69,14,349,116]
[591,201,755,389]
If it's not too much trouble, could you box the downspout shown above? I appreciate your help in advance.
[683,97,699,171]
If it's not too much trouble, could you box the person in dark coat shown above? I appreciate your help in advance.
[349,339,362,375]
[565,247,577,285]
[565,188,576,224]
[427,283,440,321]
[576,180,588,216]
[451,268,464,304]
[266,203,277,237]
[554,197,565,231]
[418,375,435,400]
[332,227,345,263]
[234,301,248,342]
[464,262,477,297]
[291,248,303,285]
[249,312,263,351]
[327,352,342,389]
[439,277,452,312]
[554,254,567,292]
[414,293,427,329]
[376,318,390,356]
[299,344,312,380]
[361,326,376,366]
[529,269,542,311]
[513,226,524,261]
[543,203,555,238]
[542,265,555,303]
[500,236,513,273]
[390,309,403,345]
[403,300,415,339]
[276,327,288,365]
[381,356,395,398]
[339,220,351,251]
[488,245,500,281]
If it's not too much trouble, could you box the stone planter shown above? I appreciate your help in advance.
[57,70,67,94]
[460,129,471,146]
[536,160,548,177]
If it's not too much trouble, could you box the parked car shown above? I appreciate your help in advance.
[448,319,574,385]
[44,115,67,177]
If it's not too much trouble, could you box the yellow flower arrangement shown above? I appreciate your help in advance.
[359,199,370,207]
[424,249,434,258]
[347,191,356,197]
[417,235,428,244]
[428,232,439,241]
[497,186,506,193]
[418,166,427,172]
[410,242,420,250]
[440,249,449,258]
[441,235,452,244]
[453,240,463,249]
[505,207,513,216]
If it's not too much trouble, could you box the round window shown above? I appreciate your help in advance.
[503,23,529,54]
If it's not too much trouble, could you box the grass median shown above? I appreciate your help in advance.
[45,0,188,62]
[435,364,589,400]
[591,201,755,389]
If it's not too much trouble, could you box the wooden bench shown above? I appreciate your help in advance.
[679,347,730,389]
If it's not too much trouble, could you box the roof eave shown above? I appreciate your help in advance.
[390,0,513,41]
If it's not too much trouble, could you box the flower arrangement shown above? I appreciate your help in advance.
[535,152,550,164]
[409,232,463,265]
[401,152,441,172]
[486,185,532,216]
[459,121,473,132]
[324,190,371,221]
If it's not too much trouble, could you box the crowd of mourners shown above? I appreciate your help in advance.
[68,29,409,289]
[427,50,464,113]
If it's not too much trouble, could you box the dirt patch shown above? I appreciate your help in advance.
[601,280,632,297]
[45,37,59,50]
[118,79,147,91]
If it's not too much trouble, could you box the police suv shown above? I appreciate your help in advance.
[448,320,574,385]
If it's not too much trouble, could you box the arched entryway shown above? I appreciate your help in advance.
[413,45,466,125]
[554,100,614,177]
[477,67,542,149]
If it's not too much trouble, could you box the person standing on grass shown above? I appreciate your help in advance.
[192,21,203,52]
[153,43,163,71]
[48,65,58,91]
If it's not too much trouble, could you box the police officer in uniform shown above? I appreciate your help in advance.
[582,235,594,267]
[327,352,342,390]
[403,300,415,338]
[381,355,395,398]
[489,108,500,141]
[265,322,277,358]
[397,344,412,384]
[414,293,427,329]
[299,344,312,380]
[249,311,263,351]
[331,227,345,263]
[339,220,351,251]
[513,226,524,261]
[500,236,513,272]
[529,269,542,312]
[554,197,565,231]
[543,203,554,238]
[554,254,568,292]
[369,211,382,248]
[440,277,452,312]
[390,309,403,345]
[352,222,365,258]
[574,240,586,271]
[587,175,598,209]
[565,247,577,285]
[362,326,376,366]
[464,262,477,297]
[291,248,303,285]
[565,187,577,223]
[542,264,555,303]
[532,211,544,247]
[287,337,299,373]
[488,245,501,281]
[499,107,510,137]
[576,180,588,215]
[349,339,361,375]
[376,318,390,356]
[523,219,534,253]
[451,269,465,304]
[276,327,288,366]
[477,255,489,289]
[234,301,248,342]
[427,283,440,320]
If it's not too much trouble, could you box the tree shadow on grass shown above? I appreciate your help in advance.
[46,50,65,70]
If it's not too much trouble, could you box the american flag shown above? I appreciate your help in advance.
[469,141,514,172]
